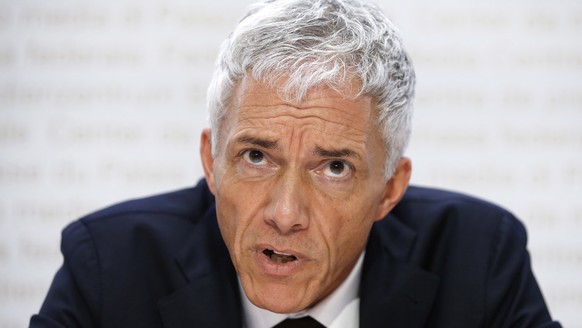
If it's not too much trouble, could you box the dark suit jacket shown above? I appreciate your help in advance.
[30,180,561,328]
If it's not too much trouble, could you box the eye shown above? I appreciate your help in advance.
[242,149,267,165]
[323,160,351,179]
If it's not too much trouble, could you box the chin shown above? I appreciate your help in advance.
[247,283,314,314]
[255,297,309,314]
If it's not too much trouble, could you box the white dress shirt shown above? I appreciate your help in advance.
[241,252,364,328]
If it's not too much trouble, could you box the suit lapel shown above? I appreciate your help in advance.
[360,214,440,328]
[157,207,243,328]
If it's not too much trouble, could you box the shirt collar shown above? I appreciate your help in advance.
[240,252,365,328]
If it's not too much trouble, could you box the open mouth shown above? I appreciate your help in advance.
[263,249,297,263]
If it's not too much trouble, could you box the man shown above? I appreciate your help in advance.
[31,0,561,327]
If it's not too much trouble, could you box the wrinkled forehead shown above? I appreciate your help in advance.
[226,77,377,140]
[213,74,381,152]
[231,73,375,112]
[233,75,377,118]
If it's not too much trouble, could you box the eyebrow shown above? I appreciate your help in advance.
[313,145,361,159]
[235,135,279,149]
[234,135,360,159]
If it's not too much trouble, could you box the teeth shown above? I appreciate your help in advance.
[272,249,293,256]
[263,248,297,263]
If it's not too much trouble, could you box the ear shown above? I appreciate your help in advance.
[199,128,217,195]
[373,157,412,221]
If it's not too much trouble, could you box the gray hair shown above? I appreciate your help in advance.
[207,0,415,179]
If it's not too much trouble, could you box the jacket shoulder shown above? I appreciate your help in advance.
[78,179,214,227]
[400,185,511,214]
[394,185,525,239]
[386,185,530,281]
[60,179,217,276]
[50,179,218,327]
[381,186,560,326]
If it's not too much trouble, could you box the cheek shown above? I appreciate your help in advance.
[215,198,238,255]
[214,185,247,244]
[321,201,376,262]
[215,182,263,253]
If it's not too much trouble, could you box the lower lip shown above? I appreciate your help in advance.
[255,251,303,277]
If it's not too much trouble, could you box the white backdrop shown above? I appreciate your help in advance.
[1,0,580,327]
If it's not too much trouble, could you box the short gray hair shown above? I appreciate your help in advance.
[207,0,415,179]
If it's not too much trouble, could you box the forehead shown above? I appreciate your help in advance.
[226,77,378,137]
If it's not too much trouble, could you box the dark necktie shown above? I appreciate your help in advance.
[273,316,325,328]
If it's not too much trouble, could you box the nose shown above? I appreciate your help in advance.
[264,174,309,235]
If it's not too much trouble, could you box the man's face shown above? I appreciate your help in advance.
[200,77,409,313]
